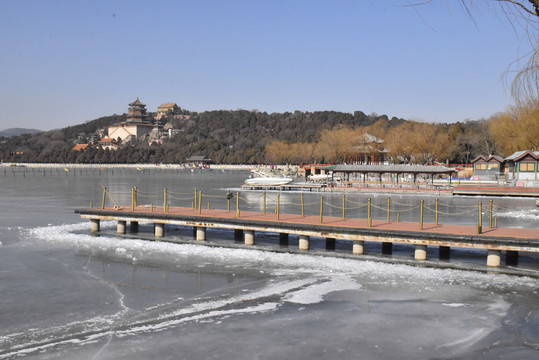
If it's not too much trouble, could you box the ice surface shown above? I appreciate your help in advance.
[1,222,535,359]
[26,222,539,291]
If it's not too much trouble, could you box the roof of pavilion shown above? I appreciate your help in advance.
[129,97,146,106]
[323,164,455,175]
[505,150,539,162]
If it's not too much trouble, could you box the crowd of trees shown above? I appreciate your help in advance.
[0,100,537,165]
[264,100,539,165]
[0,110,403,164]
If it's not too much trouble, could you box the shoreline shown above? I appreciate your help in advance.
[0,162,257,170]
[3,162,538,198]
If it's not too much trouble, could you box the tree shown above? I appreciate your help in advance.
[489,99,539,155]
[417,1,539,102]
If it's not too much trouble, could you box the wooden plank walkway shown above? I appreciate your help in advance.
[76,205,538,268]
[77,205,539,245]
[118,205,538,239]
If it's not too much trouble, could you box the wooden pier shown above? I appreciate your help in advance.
[76,205,539,269]
[241,183,326,191]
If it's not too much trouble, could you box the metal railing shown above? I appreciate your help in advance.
[97,186,513,234]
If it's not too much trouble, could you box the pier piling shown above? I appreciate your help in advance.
[196,227,206,241]
[353,240,364,255]
[117,221,126,234]
[414,244,427,260]
[90,219,100,233]
[487,249,502,267]
[299,235,310,250]
[244,230,255,246]
[154,223,165,238]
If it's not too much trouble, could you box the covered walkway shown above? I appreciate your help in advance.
[324,164,456,187]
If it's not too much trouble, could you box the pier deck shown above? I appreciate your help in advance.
[76,205,539,268]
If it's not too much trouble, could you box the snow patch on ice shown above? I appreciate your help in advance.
[25,222,539,292]
[284,276,361,304]
[496,208,539,221]
[442,303,470,308]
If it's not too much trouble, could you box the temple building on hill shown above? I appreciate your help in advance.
[126,97,150,123]
[156,102,190,121]
[157,103,180,118]
[108,97,154,143]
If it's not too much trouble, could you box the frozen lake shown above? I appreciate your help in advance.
[0,167,538,359]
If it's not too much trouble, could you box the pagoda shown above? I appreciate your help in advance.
[108,97,154,143]
[126,97,149,123]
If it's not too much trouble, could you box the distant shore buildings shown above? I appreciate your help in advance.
[72,97,186,152]
[472,150,538,185]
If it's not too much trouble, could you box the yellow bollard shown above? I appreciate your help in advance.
[277,194,280,220]
[368,198,371,227]
[90,201,93,209]
[264,191,266,214]
[199,191,202,214]
[102,187,107,209]
[397,213,400,222]
[194,188,198,210]
[478,202,482,234]
[489,199,493,228]
[301,193,305,217]
[227,190,231,212]
[236,192,240,218]
[208,202,210,210]
[131,188,135,211]
[164,188,168,213]
[320,196,324,224]
[420,200,424,230]
[134,187,137,207]
[495,217,497,228]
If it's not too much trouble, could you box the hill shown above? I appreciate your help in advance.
[0,110,405,164]
[0,128,42,137]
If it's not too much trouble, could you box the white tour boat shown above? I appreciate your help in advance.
[245,173,293,186]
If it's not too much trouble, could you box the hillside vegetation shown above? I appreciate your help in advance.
[0,102,537,164]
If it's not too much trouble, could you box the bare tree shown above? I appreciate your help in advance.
[411,1,539,102]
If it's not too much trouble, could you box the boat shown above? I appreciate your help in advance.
[245,173,293,186]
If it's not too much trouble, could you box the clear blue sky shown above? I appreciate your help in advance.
[0,0,532,130]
